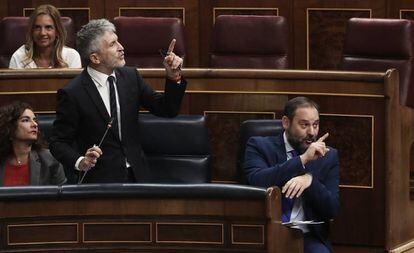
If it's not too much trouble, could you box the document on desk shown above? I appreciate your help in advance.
[282,220,325,227]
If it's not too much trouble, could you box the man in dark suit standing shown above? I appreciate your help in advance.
[49,19,186,183]
[243,97,339,253]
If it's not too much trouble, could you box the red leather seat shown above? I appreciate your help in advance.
[113,16,185,68]
[0,16,75,68]
[340,18,414,108]
[210,15,289,69]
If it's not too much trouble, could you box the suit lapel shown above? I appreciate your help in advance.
[274,133,288,162]
[29,151,41,185]
[81,69,111,122]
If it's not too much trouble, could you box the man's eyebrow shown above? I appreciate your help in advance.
[298,119,319,123]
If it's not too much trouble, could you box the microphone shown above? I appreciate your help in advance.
[78,118,113,184]
[97,117,114,148]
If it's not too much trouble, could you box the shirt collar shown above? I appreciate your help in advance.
[283,131,295,153]
[87,66,116,87]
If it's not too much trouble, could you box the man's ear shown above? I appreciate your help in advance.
[282,116,290,130]
[89,53,100,65]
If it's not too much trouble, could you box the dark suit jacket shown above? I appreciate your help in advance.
[243,133,340,247]
[0,149,66,186]
[49,66,186,183]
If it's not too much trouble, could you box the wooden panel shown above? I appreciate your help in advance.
[307,8,371,70]
[232,224,265,245]
[213,7,278,19]
[411,143,414,200]
[83,222,151,243]
[293,0,387,70]
[0,93,57,112]
[7,223,78,245]
[4,0,103,22]
[320,114,373,188]
[0,186,297,252]
[156,223,223,244]
[119,7,185,22]
[388,0,414,19]
[205,111,275,183]
[400,9,414,19]
[0,68,412,253]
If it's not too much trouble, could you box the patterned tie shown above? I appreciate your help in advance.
[282,150,298,223]
[108,76,119,138]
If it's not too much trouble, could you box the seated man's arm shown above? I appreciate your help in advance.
[302,148,340,219]
[243,136,306,188]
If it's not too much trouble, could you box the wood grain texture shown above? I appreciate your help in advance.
[0,68,412,253]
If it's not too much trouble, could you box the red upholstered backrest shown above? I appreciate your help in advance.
[113,16,185,68]
[210,15,289,69]
[341,18,414,108]
[0,16,75,68]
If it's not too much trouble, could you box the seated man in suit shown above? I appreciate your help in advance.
[49,19,186,184]
[243,96,339,253]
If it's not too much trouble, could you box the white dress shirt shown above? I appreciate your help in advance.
[283,131,309,233]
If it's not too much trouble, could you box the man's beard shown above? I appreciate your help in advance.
[286,129,317,154]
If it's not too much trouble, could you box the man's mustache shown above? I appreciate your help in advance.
[303,135,317,142]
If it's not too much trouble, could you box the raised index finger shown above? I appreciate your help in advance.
[317,132,329,142]
[167,39,176,54]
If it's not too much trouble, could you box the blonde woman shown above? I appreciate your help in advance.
[9,4,81,68]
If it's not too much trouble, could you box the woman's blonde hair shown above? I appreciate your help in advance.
[24,4,68,68]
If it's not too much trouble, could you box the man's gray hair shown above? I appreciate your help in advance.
[76,19,116,65]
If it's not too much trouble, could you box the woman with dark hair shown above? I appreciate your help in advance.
[9,4,81,68]
[0,101,66,186]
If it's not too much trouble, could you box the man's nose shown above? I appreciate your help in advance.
[117,41,124,51]
[308,126,317,136]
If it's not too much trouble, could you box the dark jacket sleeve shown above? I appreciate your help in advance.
[38,149,67,185]
[134,69,187,117]
[243,136,305,188]
[303,149,340,219]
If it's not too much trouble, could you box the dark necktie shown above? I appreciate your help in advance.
[282,150,298,223]
[108,76,119,138]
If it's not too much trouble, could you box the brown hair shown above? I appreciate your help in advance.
[283,96,320,120]
[24,4,68,68]
[0,101,47,160]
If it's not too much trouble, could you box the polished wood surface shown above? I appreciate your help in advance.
[0,68,413,253]
[0,185,302,253]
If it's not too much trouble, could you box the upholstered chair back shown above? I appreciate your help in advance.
[210,15,289,69]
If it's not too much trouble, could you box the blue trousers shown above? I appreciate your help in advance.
[304,233,331,253]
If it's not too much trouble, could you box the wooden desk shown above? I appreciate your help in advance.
[0,68,413,253]
[0,184,302,253]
